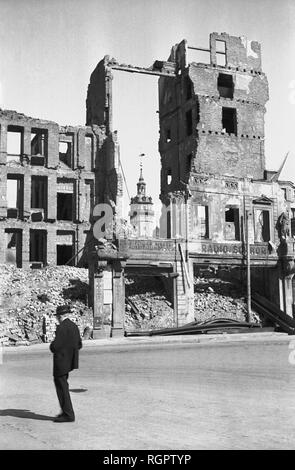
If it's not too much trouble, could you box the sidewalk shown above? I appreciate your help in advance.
[2,329,292,354]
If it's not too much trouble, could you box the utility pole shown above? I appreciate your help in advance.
[245,210,252,322]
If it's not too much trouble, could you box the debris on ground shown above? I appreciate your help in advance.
[125,276,174,331]
[0,264,93,346]
[193,272,258,323]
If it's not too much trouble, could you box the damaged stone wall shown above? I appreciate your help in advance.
[86,57,124,231]
[158,32,269,202]
[0,109,99,268]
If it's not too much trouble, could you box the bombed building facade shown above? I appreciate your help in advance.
[1,32,295,336]
[0,108,123,269]
[87,32,295,336]
[157,33,295,313]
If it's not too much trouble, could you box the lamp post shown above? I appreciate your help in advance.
[245,209,252,322]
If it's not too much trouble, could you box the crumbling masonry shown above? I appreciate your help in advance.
[87,32,295,336]
[1,32,295,337]
[0,109,122,268]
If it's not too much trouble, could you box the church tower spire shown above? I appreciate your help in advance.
[129,156,155,238]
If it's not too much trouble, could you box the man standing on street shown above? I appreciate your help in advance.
[50,304,82,423]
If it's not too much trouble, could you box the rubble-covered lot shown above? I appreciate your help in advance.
[0,264,259,347]
[193,272,258,323]
[125,276,174,331]
[0,264,93,346]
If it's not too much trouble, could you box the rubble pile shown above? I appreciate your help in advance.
[125,276,174,331]
[194,273,254,323]
[0,264,93,346]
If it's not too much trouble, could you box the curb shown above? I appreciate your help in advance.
[1,331,292,354]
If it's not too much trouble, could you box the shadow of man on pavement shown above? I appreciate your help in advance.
[0,409,54,421]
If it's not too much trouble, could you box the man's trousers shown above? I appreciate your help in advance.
[54,373,75,420]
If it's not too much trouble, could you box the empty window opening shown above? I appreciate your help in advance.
[57,193,73,221]
[7,175,23,218]
[7,126,23,160]
[31,176,47,218]
[85,135,94,171]
[198,205,209,239]
[166,168,172,185]
[192,204,209,239]
[31,128,47,165]
[216,40,226,66]
[57,245,74,266]
[30,230,47,265]
[216,40,226,53]
[218,73,234,98]
[59,139,73,167]
[187,47,210,65]
[57,231,75,266]
[165,129,171,143]
[225,207,240,240]
[186,110,193,136]
[5,229,22,267]
[222,107,237,135]
[254,209,270,242]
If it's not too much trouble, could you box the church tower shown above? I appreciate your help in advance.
[129,161,155,238]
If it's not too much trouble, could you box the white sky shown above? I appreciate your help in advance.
[0,0,295,219]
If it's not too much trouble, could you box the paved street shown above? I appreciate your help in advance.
[1,335,295,450]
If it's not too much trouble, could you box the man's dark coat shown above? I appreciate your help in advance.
[50,318,82,377]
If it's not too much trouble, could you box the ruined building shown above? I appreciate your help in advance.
[1,32,295,337]
[157,32,295,316]
[87,32,295,337]
[0,111,102,268]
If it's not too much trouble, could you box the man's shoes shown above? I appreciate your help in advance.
[53,415,75,423]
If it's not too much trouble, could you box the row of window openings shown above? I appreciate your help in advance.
[7,177,75,221]
[5,127,93,168]
[188,39,262,71]
[5,230,76,266]
[164,106,237,143]
[187,206,289,242]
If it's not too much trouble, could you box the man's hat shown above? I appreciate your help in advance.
[55,305,72,315]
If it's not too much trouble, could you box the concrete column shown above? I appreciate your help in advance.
[0,123,7,165]
[47,226,56,266]
[23,126,31,157]
[92,266,105,338]
[47,172,56,221]
[77,128,86,169]
[23,172,31,219]
[0,167,7,218]
[22,225,30,269]
[111,260,125,337]
[47,125,59,168]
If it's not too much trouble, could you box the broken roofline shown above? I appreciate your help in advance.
[0,108,108,135]
[103,32,262,78]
